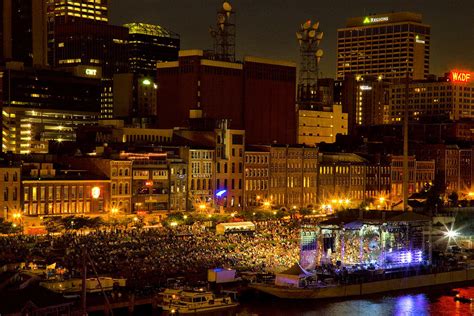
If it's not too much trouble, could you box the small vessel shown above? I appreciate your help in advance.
[454,294,473,303]
[168,290,238,314]
[158,288,183,310]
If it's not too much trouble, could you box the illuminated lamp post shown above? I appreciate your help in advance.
[12,212,23,232]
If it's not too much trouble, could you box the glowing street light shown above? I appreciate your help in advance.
[199,204,206,211]
[445,229,459,239]
[170,221,178,227]
[263,201,270,207]
[133,217,138,222]
[12,212,22,220]
[111,208,118,215]
[183,215,188,220]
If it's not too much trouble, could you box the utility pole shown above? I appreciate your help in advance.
[403,69,410,211]
[81,247,87,315]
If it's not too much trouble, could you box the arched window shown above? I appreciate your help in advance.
[118,183,123,195]
[112,183,116,195]
[124,168,129,176]
[124,183,129,194]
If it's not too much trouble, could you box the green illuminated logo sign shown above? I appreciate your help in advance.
[363,16,389,24]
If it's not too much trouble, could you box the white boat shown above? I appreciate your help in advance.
[168,290,239,314]
[158,288,183,310]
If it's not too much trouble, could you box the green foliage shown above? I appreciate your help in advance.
[299,208,312,218]
[0,218,22,234]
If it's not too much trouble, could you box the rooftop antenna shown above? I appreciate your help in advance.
[296,19,324,109]
[209,1,236,62]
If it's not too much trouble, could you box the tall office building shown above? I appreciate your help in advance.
[0,64,101,154]
[54,22,129,78]
[342,75,389,134]
[337,12,430,80]
[124,23,180,77]
[2,0,48,67]
[47,0,109,24]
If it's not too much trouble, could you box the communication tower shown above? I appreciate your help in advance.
[296,20,324,109]
[209,1,236,62]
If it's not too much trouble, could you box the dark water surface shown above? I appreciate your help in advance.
[234,285,474,316]
[118,284,474,315]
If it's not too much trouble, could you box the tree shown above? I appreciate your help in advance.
[0,218,22,234]
[43,217,64,233]
[448,191,459,208]
[299,208,312,218]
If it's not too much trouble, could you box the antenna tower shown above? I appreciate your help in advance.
[209,1,236,62]
[296,20,324,109]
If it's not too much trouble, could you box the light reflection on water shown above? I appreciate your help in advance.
[234,286,474,316]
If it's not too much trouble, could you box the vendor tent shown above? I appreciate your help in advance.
[215,222,255,235]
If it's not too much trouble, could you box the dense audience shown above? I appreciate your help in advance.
[0,220,300,287]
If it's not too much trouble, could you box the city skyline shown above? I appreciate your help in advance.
[111,0,474,78]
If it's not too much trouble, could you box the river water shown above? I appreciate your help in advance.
[226,285,474,316]
[128,284,474,315]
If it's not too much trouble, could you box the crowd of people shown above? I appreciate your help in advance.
[0,220,300,288]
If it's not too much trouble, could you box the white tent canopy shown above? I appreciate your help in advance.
[215,222,256,235]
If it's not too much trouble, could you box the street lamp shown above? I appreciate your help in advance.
[199,204,206,211]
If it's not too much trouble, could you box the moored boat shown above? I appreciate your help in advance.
[168,290,238,314]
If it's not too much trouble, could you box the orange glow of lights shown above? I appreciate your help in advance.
[451,71,471,83]
[91,186,101,199]
[145,180,153,187]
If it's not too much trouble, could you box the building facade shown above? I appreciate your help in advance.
[243,150,270,208]
[185,147,215,211]
[389,155,435,204]
[337,12,430,80]
[214,129,244,211]
[388,71,474,122]
[268,146,318,209]
[22,163,109,216]
[0,161,21,219]
[317,153,367,208]
[297,104,348,145]
[156,50,297,144]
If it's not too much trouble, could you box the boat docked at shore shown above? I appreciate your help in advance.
[167,290,238,314]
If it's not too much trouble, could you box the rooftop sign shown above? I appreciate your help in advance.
[451,71,472,83]
[363,16,389,24]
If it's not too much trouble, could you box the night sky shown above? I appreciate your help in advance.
[111,0,474,77]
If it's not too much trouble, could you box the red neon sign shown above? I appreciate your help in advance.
[451,71,472,83]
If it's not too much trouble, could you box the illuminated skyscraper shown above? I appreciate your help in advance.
[1,0,48,67]
[337,12,430,80]
[47,0,109,24]
[124,23,180,77]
